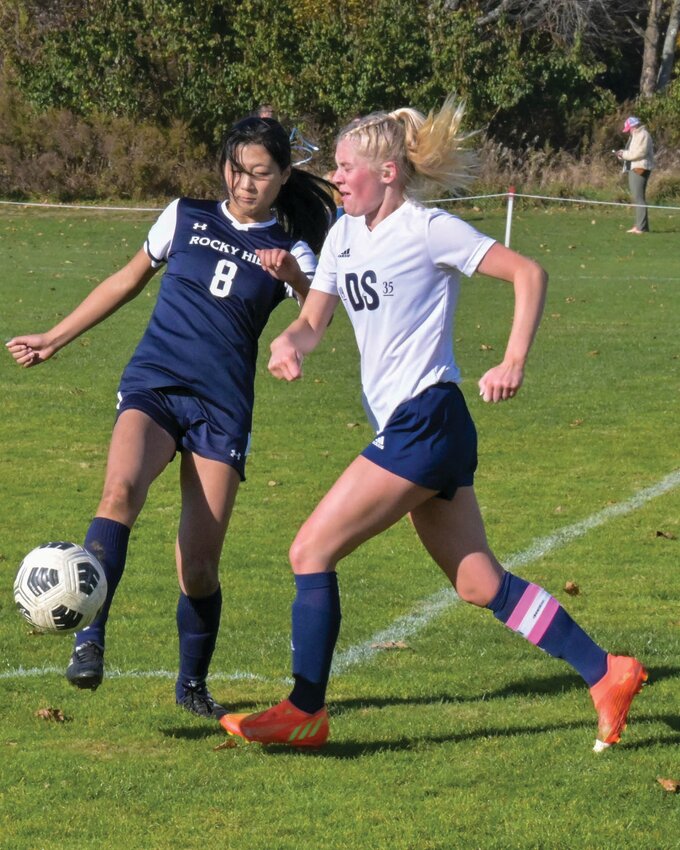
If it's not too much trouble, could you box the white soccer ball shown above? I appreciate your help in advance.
[14,542,107,634]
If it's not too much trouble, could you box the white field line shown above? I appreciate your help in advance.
[3,470,678,683]
[0,666,268,682]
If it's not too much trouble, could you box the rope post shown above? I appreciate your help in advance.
[504,186,515,247]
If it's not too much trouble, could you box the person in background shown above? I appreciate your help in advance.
[6,117,335,719]
[220,98,647,752]
[616,116,654,234]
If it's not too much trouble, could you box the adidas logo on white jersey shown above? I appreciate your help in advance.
[372,435,385,450]
[337,247,351,257]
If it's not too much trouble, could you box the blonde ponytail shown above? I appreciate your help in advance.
[338,95,477,199]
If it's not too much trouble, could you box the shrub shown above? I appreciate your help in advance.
[0,78,217,202]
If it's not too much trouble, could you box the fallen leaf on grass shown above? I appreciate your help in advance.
[564,581,580,596]
[267,480,279,487]
[569,419,584,428]
[347,422,361,429]
[479,343,494,351]
[371,640,410,650]
[655,530,677,540]
[35,707,66,722]
[657,777,680,793]
[213,739,238,751]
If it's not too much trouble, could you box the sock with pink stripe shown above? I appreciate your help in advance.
[487,571,608,686]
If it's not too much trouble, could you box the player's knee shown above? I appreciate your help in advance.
[289,528,327,573]
[181,558,219,597]
[289,533,309,571]
[98,478,143,521]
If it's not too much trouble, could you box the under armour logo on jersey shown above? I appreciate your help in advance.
[337,247,351,257]
[230,449,242,460]
[372,435,385,450]
[193,222,208,231]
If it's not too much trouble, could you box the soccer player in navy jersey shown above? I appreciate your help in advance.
[6,117,336,718]
[221,100,647,750]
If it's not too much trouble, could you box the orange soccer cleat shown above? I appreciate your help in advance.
[220,699,329,747]
[589,654,648,752]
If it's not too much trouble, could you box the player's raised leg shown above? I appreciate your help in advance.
[66,409,176,689]
[410,486,648,751]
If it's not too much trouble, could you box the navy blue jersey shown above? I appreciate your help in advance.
[119,198,316,432]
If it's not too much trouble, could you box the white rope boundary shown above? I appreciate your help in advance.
[2,190,680,214]
[2,468,678,684]
[431,192,680,211]
[0,199,162,212]
[3,190,677,251]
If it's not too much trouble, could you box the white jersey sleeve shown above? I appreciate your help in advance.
[286,240,318,301]
[309,221,342,295]
[290,240,317,279]
[426,210,495,276]
[145,198,180,267]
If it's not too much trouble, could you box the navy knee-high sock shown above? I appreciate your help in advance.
[488,571,608,686]
[289,572,341,714]
[74,517,130,649]
[175,586,222,699]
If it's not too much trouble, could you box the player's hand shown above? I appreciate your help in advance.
[269,335,303,381]
[5,334,56,368]
[478,361,524,403]
[256,248,300,282]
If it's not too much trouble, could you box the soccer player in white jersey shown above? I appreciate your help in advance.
[6,117,336,718]
[221,99,647,750]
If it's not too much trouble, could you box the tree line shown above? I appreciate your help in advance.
[0,0,678,200]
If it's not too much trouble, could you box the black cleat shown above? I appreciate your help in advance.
[65,641,104,690]
[176,681,227,719]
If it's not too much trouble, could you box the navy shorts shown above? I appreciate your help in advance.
[361,382,477,500]
[116,388,250,480]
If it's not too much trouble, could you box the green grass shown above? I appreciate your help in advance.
[0,203,679,850]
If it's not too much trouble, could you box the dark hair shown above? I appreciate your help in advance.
[218,116,336,254]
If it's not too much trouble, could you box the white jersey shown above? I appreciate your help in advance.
[311,200,495,432]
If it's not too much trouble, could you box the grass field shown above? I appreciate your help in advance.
[0,201,678,850]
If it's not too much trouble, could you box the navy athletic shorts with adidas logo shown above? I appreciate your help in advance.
[361,382,477,500]
[116,387,250,480]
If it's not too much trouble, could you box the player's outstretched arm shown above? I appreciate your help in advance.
[6,249,157,368]
[269,289,339,381]
[475,243,548,403]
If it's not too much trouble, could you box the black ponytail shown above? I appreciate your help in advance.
[219,116,336,254]
[274,169,336,254]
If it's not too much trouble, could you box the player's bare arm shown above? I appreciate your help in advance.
[475,243,548,403]
[255,248,311,302]
[269,289,339,381]
[6,249,157,368]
